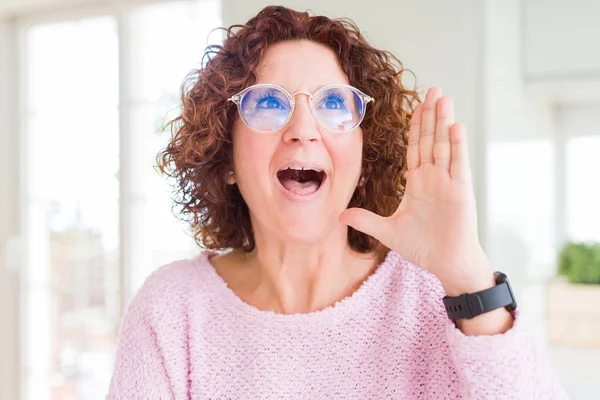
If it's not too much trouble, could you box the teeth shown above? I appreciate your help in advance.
[286,166,323,172]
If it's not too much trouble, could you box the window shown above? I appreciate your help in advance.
[20,2,221,399]
[23,17,119,400]
[562,108,600,242]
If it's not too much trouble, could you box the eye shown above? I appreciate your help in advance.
[318,92,347,111]
[256,93,285,109]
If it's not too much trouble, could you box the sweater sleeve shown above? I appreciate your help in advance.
[445,310,570,399]
[106,278,174,400]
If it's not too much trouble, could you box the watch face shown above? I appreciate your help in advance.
[493,271,506,282]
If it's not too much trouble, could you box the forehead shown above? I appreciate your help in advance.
[254,40,350,93]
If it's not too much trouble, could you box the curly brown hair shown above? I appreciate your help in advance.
[156,5,420,254]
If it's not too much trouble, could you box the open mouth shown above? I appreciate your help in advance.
[276,167,326,196]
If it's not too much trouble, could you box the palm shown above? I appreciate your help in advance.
[340,87,485,282]
[392,162,478,274]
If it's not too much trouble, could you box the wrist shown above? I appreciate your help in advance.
[439,255,495,297]
[441,272,496,297]
[440,264,517,335]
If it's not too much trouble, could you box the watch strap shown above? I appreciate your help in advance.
[442,281,515,320]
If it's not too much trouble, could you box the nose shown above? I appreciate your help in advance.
[282,94,321,143]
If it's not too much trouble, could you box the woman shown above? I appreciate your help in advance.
[107,6,568,399]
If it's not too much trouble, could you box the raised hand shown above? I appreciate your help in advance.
[340,86,495,297]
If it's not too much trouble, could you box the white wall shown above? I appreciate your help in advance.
[525,0,600,79]
[480,0,537,309]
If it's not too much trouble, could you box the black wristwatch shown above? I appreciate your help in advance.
[442,271,517,320]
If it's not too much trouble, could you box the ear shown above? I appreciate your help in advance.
[226,170,236,184]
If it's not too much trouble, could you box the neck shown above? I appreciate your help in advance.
[235,224,381,314]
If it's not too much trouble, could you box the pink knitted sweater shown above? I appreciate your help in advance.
[107,250,568,399]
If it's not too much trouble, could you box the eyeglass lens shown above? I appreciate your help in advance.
[238,85,365,132]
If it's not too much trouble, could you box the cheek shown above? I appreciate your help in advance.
[326,132,363,179]
[231,126,276,181]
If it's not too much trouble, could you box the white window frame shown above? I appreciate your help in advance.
[0,16,24,400]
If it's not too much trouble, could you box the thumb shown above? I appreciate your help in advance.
[339,207,392,247]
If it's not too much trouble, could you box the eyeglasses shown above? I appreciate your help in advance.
[227,83,374,133]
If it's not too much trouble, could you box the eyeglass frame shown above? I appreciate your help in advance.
[227,83,375,133]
